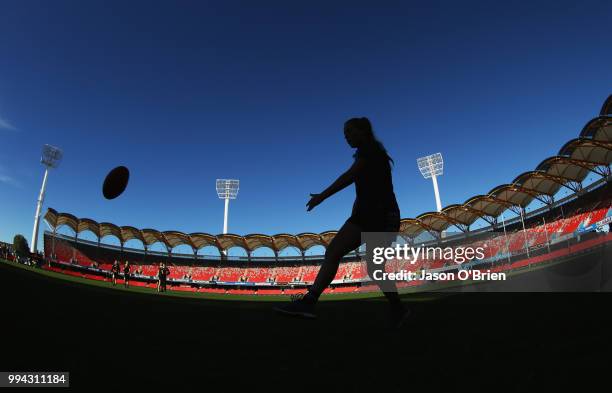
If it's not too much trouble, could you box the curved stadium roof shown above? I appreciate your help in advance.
[44,96,612,254]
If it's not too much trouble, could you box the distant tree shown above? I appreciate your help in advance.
[13,235,29,257]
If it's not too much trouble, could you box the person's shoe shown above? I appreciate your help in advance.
[390,304,411,328]
[274,293,317,319]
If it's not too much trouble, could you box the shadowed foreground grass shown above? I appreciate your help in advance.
[1,259,610,392]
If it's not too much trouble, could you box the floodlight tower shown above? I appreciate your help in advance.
[30,144,63,253]
[216,179,239,234]
[417,153,444,212]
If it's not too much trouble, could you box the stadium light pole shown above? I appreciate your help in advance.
[520,207,530,258]
[417,153,444,212]
[543,216,551,254]
[216,179,239,234]
[500,211,511,264]
[30,144,63,254]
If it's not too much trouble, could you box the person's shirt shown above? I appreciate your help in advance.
[352,144,399,215]
[124,264,130,274]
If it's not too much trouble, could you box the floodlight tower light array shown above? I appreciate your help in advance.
[417,152,444,178]
[216,179,239,199]
[216,179,240,234]
[417,153,444,212]
[41,144,63,169]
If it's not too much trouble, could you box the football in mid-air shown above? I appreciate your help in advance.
[102,166,130,200]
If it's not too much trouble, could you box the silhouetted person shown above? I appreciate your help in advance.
[123,260,131,288]
[157,262,170,292]
[111,260,120,286]
[275,117,409,326]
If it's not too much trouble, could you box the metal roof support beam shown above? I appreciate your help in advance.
[594,165,611,177]
[508,205,522,216]
[428,230,441,241]
[481,215,496,226]
[519,172,582,194]
[534,194,554,206]
[399,234,412,244]
[460,205,493,222]
[563,157,609,175]
[562,180,583,193]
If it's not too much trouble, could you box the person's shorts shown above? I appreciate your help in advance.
[347,209,400,232]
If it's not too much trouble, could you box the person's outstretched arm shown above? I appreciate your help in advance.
[307,158,365,211]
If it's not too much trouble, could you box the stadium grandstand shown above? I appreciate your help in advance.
[7,95,610,296]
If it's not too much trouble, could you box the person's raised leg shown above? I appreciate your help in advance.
[275,221,362,318]
[307,220,362,300]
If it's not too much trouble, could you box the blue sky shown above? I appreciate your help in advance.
[1,0,611,255]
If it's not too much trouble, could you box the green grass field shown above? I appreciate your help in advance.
[2,256,611,392]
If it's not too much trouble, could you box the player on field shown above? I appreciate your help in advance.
[275,117,410,327]
[111,260,120,286]
[157,262,170,292]
[123,260,131,288]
